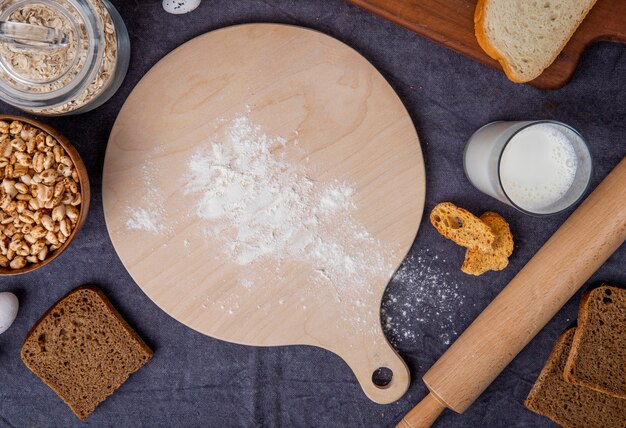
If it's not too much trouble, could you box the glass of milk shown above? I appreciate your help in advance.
[464,121,592,215]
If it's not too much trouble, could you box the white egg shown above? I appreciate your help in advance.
[163,0,201,15]
[0,291,19,334]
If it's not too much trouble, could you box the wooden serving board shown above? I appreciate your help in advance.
[102,24,425,404]
[347,0,626,89]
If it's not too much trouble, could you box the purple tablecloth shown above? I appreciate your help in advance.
[0,1,624,426]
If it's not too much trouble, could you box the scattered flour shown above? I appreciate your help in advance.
[182,114,391,295]
[241,279,254,289]
[382,249,466,346]
[120,113,464,353]
[126,162,168,234]
[319,183,355,215]
[123,113,396,321]
[120,113,467,351]
[126,208,160,234]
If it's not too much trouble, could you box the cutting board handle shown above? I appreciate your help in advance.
[334,333,411,404]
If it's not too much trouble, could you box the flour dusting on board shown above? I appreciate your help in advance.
[126,208,160,234]
[319,184,355,215]
[181,115,392,294]
[382,249,466,346]
[126,163,169,234]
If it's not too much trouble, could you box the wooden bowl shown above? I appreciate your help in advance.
[0,115,90,275]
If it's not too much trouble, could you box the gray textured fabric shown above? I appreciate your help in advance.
[0,1,624,426]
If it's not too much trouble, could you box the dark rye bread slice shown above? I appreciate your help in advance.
[525,328,626,428]
[564,285,626,399]
[21,286,153,420]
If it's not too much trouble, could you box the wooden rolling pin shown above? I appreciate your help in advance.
[399,157,626,428]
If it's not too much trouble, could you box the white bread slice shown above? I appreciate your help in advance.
[475,0,597,83]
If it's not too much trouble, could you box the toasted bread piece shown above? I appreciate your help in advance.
[462,212,513,275]
[564,285,626,399]
[525,328,626,428]
[475,0,598,83]
[430,202,495,252]
[21,286,153,420]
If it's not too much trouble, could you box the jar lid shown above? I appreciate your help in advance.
[0,0,103,108]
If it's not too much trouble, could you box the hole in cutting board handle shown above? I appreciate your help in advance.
[372,367,393,389]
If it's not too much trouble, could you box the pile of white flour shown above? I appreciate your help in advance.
[180,115,390,292]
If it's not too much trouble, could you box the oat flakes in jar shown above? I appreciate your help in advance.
[0,0,129,115]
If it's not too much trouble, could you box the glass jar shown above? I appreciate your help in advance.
[464,120,592,215]
[0,0,130,115]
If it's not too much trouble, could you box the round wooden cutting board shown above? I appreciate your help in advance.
[103,24,425,404]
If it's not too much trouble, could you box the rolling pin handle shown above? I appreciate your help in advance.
[396,392,446,428]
